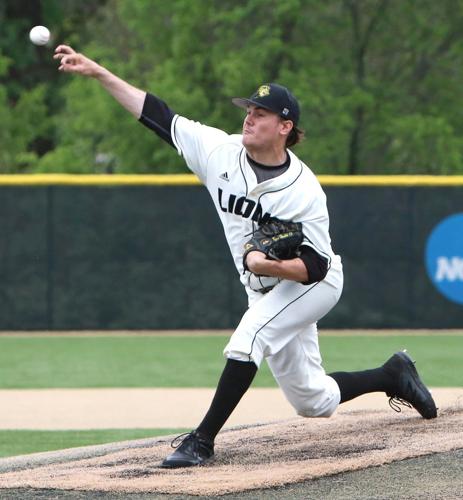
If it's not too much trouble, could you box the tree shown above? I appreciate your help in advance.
[0,0,107,173]
[2,0,463,174]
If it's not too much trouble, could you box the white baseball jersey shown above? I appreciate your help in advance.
[171,115,341,296]
[166,112,343,418]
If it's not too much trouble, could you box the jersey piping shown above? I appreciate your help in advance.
[247,279,326,361]
[171,115,181,154]
[255,159,304,206]
[239,148,249,197]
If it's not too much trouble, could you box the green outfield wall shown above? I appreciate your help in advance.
[0,175,462,330]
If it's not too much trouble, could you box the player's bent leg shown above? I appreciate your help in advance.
[267,324,340,418]
[291,379,339,418]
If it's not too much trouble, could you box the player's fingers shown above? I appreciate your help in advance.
[54,44,75,55]
[60,54,81,66]
[59,61,82,72]
[54,52,79,63]
[59,55,72,66]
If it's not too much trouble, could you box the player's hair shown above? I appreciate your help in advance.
[286,126,305,148]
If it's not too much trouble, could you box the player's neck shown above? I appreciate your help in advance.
[246,147,287,167]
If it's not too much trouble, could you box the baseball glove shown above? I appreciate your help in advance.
[243,218,303,270]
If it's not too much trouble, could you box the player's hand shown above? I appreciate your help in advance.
[54,45,102,78]
[244,251,267,275]
[246,251,309,282]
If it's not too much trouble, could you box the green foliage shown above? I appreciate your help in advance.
[0,83,49,172]
[385,115,462,174]
[2,0,463,174]
[0,0,108,172]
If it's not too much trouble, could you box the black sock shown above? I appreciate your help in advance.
[196,359,257,442]
[329,367,394,403]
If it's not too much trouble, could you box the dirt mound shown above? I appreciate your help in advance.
[0,406,462,496]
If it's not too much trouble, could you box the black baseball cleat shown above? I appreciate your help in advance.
[160,431,214,468]
[383,350,437,419]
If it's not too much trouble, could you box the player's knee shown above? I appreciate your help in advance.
[293,395,338,418]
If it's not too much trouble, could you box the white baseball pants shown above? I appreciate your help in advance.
[224,258,343,418]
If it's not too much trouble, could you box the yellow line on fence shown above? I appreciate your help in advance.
[0,174,200,186]
[0,329,462,338]
[0,174,463,186]
[319,175,463,186]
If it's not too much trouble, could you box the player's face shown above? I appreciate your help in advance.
[242,106,290,151]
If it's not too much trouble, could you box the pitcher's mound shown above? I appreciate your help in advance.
[0,407,462,496]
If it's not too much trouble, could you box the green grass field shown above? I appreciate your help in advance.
[0,333,461,388]
[0,332,461,458]
[0,429,186,459]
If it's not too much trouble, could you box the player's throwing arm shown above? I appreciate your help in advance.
[54,45,145,118]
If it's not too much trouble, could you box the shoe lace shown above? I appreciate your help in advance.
[170,431,195,449]
[388,396,413,413]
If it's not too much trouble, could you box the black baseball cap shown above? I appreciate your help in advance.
[232,83,300,126]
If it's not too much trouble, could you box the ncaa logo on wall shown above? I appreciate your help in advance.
[425,213,463,305]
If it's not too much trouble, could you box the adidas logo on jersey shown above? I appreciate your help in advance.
[219,172,229,181]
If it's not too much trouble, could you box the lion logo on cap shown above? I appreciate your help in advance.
[257,85,270,97]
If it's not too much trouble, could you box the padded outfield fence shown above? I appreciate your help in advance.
[0,174,462,330]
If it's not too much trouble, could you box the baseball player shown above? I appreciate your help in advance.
[55,45,437,468]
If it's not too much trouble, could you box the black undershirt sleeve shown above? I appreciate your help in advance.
[138,92,176,148]
[298,246,329,284]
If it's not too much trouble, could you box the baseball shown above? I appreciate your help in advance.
[29,26,50,46]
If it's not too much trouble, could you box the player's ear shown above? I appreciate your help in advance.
[280,119,294,137]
